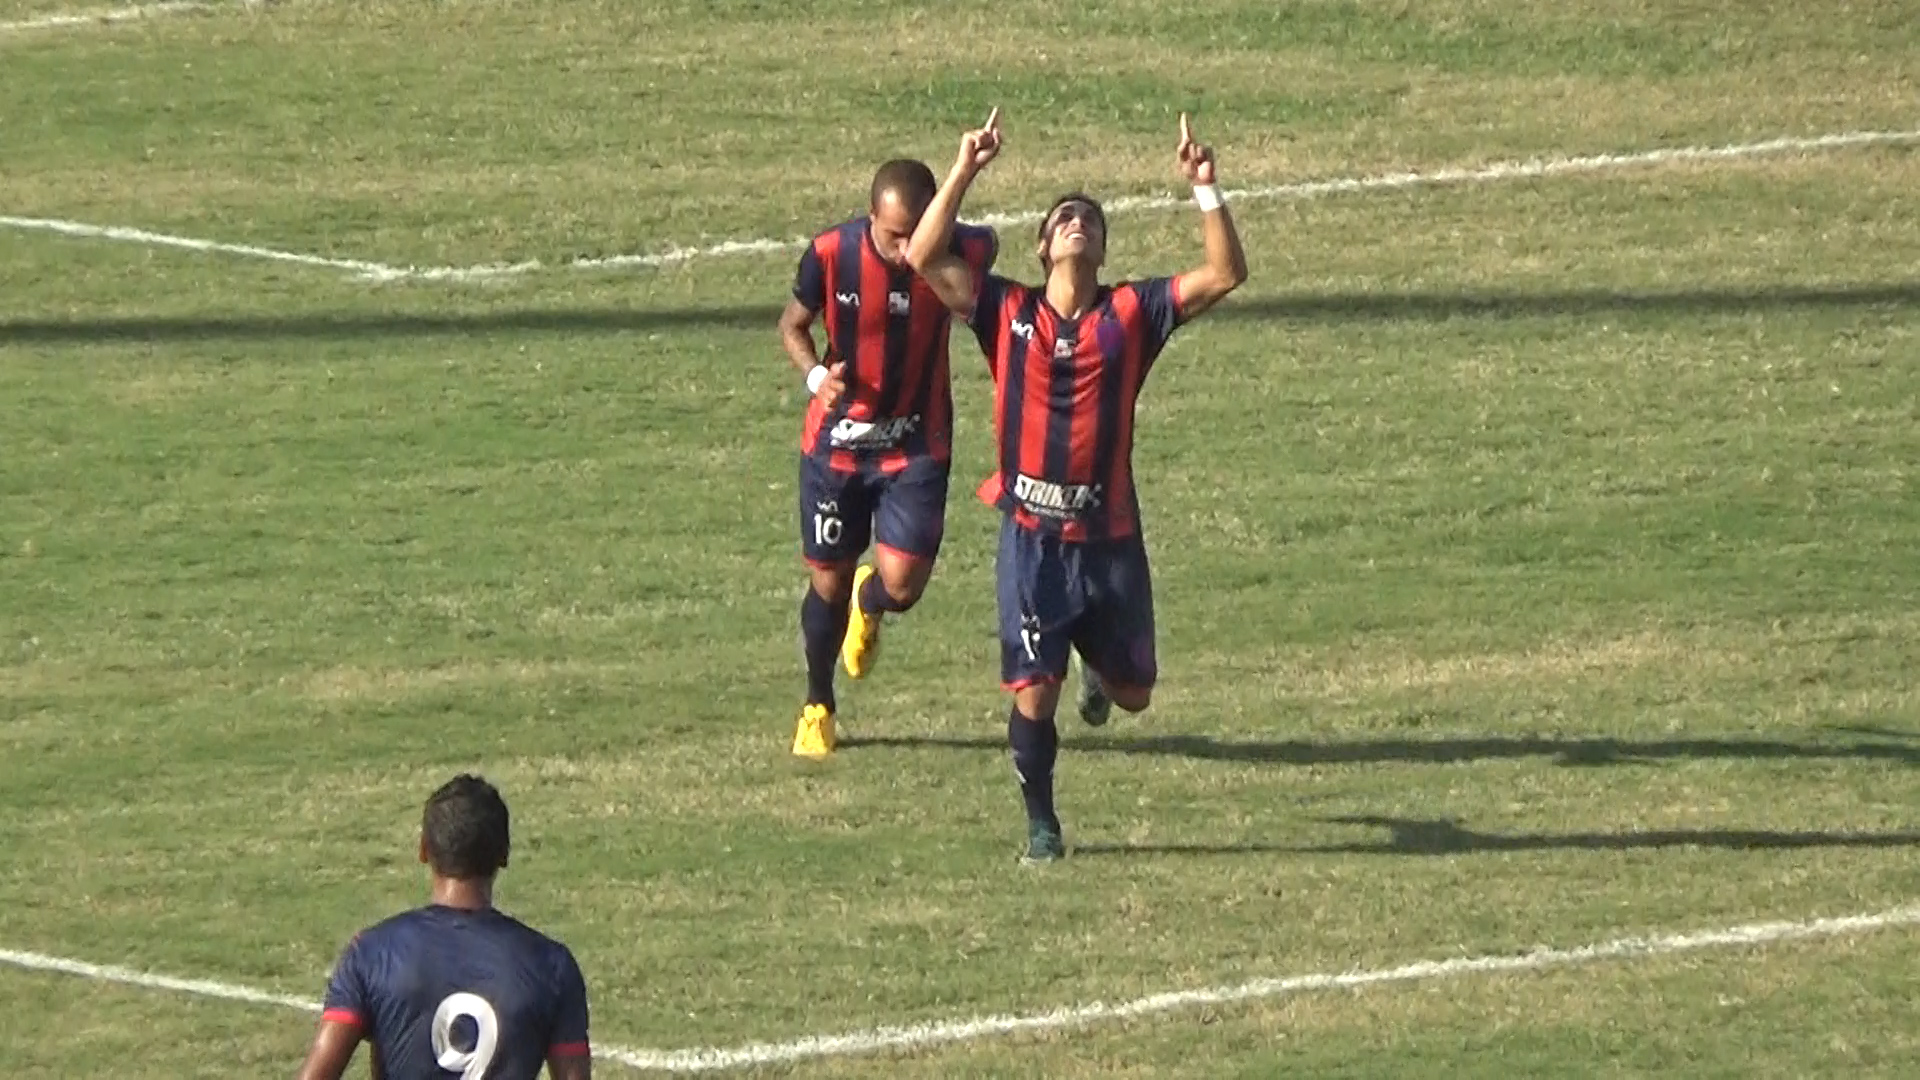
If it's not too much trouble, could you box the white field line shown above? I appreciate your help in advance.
[4,903,1918,1072]
[0,1,254,34]
[3,128,1916,282]
[0,946,318,1010]
[0,214,409,277]
[436,127,1920,282]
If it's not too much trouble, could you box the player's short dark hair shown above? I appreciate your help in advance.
[870,159,938,214]
[1037,191,1107,271]
[422,774,511,880]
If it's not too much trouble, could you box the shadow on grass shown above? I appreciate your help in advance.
[1074,816,1920,857]
[841,729,1920,767]
[4,282,1913,345]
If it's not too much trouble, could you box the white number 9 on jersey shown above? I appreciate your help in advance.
[431,992,500,1080]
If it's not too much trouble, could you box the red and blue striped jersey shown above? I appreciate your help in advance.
[966,274,1186,542]
[793,219,998,472]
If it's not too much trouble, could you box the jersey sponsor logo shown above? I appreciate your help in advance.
[1011,473,1102,519]
[834,291,860,307]
[1052,335,1075,359]
[887,290,911,316]
[829,414,919,449]
[1009,318,1035,340]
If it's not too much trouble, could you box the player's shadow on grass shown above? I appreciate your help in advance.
[3,282,1915,345]
[0,304,787,345]
[1072,816,1920,858]
[843,730,1920,767]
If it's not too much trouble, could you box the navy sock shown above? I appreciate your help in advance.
[800,587,849,709]
[858,570,911,616]
[1008,705,1060,830]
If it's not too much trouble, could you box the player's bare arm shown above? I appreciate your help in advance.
[1169,113,1248,319]
[776,297,819,376]
[777,298,846,410]
[907,108,1001,315]
[294,1018,362,1080]
[548,1051,593,1080]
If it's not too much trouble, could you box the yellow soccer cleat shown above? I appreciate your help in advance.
[791,703,836,759]
[841,564,883,680]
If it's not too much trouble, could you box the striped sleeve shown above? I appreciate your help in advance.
[1130,277,1183,374]
[955,223,999,275]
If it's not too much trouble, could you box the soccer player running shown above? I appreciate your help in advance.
[908,110,1248,862]
[779,160,999,758]
[296,776,592,1080]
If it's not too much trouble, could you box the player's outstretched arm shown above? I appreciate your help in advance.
[549,1053,593,1080]
[294,1018,362,1080]
[908,108,1001,315]
[1170,113,1248,320]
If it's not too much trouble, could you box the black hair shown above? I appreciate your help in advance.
[422,774,511,880]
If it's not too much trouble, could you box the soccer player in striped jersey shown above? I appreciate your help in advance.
[908,110,1248,862]
[779,160,998,758]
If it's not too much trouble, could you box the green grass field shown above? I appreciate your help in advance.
[3,0,1917,1075]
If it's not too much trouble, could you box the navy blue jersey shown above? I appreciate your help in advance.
[323,905,589,1080]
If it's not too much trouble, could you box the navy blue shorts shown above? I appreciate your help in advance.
[997,515,1157,692]
[799,453,950,568]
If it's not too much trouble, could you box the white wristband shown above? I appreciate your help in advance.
[1193,184,1223,213]
[805,365,830,395]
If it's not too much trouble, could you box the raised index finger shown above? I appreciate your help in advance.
[1179,112,1192,144]
[984,106,1001,133]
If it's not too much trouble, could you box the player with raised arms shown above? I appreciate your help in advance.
[908,109,1248,862]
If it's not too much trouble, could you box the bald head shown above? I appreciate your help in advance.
[867,159,937,265]
[870,159,937,216]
